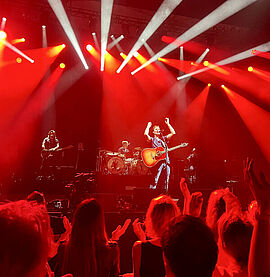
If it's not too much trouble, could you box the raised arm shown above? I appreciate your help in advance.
[144,122,152,142]
[165,118,176,140]
[244,158,270,277]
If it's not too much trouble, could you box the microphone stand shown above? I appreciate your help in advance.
[160,130,169,194]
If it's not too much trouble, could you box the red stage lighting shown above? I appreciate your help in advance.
[59,63,65,69]
[16,57,22,64]
[0,31,7,40]
[248,66,254,72]
[208,83,211,87]
[62,44,66,48]
[221,84,225,88]
[203,61,209,66]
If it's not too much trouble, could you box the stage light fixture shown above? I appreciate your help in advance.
[116,0,183,73]
[203,61,209,66]
[16,57,22,63]
[208,83,211,87]
[1,17,7,30]
[0,30,7,40]
[86,44,93,51]
[251,49,256,55]
[62,44,66,48]
[248,66,254,72]
[134,51,139,58]
[221,84,225,88]
[108,35,124,50]
[59,63,66,69]
[48,0,89,70]
[42,25,46,29]
[131,0,257,75]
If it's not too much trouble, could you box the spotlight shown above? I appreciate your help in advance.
[62,44,66,48]
[22,38,26,42]
[59,63,66,69]
[203,61,209,66]
[2,17,7,21]
[221,84,225,88]
[121,35,124,38]
[208,83,211,87]
[134,51,139,57]
[248,66,254,72]
[190,62,194,65]
[92,32,96,36]
[0,31,7,40]
[42,25,46,29]
[110,35,114,38]
[251,49,256,55]
[86,44,93,51]
[16,57,22,63]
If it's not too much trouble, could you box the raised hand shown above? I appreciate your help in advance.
[179,177,191,200]
[244,157,270,213]
[165,118,169,125]
[132,218,146,241]
[189,192,203,217]
[111,219,131,241]
[147,122,152,128]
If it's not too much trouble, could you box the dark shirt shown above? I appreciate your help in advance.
[140,241,165,277]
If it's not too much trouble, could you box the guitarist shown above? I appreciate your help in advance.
[144,118,176,191]
[40,130,60,174]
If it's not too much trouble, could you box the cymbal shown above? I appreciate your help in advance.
[134,147,142,151]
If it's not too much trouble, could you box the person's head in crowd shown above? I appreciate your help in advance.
[206,188,241,240]
[218,213,253,270]
[63,198,114,276]
[162,215,218,277]
[26,191,46,206]
[145,195,180,239]
[0,200,50,277]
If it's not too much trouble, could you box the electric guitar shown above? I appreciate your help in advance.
[141,143,188,167]
[41,145,74,159]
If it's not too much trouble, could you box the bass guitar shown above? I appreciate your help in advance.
[141,143,188,168]
[41,145,74,159]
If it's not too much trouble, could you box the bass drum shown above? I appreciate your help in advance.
[107,157,125,175]
[135,160,150,175]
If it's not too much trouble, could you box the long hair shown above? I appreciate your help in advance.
[62,198,109,277]
[145,195,180,238]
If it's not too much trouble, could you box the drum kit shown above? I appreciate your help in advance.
[97,147,149,175]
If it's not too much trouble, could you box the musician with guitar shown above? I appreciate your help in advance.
[144,118,176,192]
[40,130,60,173]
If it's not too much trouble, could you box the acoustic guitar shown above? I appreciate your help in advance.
[141,143,188,167]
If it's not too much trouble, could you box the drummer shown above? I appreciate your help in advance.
[118,140,131,157]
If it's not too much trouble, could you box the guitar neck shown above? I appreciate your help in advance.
[168,144,185,152]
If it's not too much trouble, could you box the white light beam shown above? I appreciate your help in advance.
[117,0,183,73]
[108,35,124,50]
[131,0,258,75]
[48,0,89,70]
[177,41,270,80]
[101,0,114,71]
[4,40,34,63]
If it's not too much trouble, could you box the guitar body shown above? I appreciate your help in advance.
[41,145,74,160]
[141,147,166,168]
[141,143,189,168]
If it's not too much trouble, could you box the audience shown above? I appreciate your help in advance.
[214,213,253,277]
[1,156,270,277]
[55,198,121,277]
[161,215,218,277]
[132,195,180,277]
[0,200,50,277]
[206,188,241,241]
